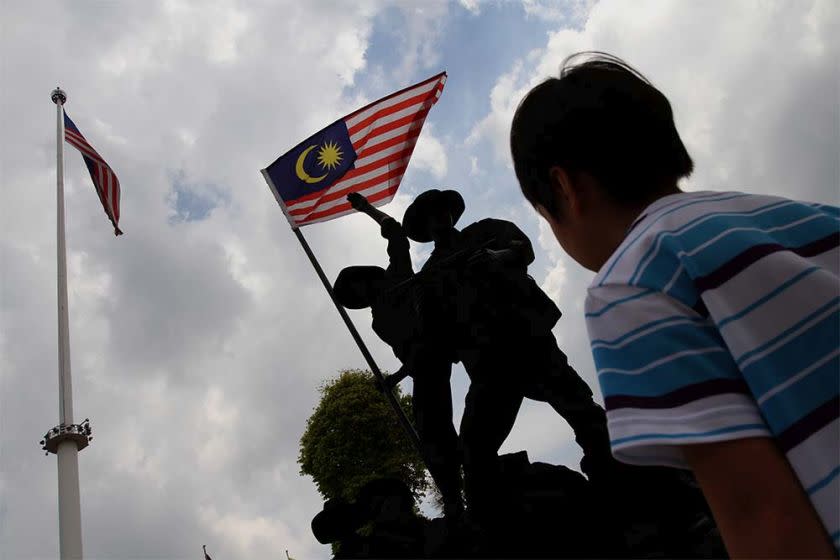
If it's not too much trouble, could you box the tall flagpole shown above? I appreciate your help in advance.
[40,87,93,560]
[54,88,71,436]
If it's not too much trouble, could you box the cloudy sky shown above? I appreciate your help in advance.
[1,0,837,558]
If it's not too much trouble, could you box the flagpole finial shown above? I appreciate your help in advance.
[51,87,66,105]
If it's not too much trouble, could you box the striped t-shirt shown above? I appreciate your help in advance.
[584,190,839,547]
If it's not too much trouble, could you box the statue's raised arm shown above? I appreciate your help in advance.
[347,192,393,226]
[347,192,412,279]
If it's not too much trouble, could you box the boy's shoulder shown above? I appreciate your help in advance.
[591,190,835,290]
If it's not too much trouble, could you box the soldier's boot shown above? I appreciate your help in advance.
[529,345,631,482]
[535,382,619,483]
[568,404,629,484]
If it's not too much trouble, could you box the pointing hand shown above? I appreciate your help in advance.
[347,192,370,211]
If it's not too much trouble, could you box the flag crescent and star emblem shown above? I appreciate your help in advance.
[295,145,328,184]
[295,141,344,184]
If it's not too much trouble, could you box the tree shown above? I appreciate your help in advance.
[298,369,429,503]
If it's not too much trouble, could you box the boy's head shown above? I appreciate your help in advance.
[510,52,693,270]
[333,266,386,309]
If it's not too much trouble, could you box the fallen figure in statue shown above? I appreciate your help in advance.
[310,453,727,559]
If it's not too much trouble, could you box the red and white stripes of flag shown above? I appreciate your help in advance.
[63,112,123,235]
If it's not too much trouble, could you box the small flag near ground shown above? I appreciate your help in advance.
[64,112,123,235]
[262,72,446,227]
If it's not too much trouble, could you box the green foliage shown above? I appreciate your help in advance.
[298,369,429,503]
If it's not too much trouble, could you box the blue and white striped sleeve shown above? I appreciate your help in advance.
[585,284,771,468]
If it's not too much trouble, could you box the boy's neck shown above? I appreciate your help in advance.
[628,185,683,229]
[592,186,683,270]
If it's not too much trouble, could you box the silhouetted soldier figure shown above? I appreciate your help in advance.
[332,192,463,518]
[402,189,617,519]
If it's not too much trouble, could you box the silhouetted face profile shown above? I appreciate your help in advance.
[427,208,454,242]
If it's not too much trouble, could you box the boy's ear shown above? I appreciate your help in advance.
[549,166,583,218]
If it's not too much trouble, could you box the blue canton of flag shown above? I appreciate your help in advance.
[266,120,357,203]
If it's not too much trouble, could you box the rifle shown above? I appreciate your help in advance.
[383,238,497,295]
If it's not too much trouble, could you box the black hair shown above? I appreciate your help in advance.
[510,52,693,214]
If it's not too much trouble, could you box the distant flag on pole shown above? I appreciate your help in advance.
[261,72,447,227]
[63,112,123,235]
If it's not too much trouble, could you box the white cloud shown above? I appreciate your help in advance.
[459,0,481,15]
[522,0,597,23]
[200,505,305,558]
[466,59,529,163]
[411,124,449,180]
[381,2,450,86]
[470,0,839,206]
[541,254,568,304]
[469,155,482,176]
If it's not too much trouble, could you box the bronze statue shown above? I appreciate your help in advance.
[401,189,620,518]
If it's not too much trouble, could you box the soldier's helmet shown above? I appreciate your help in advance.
[403,189,465,242]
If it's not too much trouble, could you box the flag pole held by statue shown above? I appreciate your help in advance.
[259,72,447,464]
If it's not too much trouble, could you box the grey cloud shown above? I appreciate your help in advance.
[1,1,450,558]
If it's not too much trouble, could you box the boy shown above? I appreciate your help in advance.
[510,52,838,557]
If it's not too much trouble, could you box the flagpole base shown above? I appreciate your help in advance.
[41,419,92,455]
[57,440,84,559]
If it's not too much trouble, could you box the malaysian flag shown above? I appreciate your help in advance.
[63,112,122,235]
[261,72,446,227]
